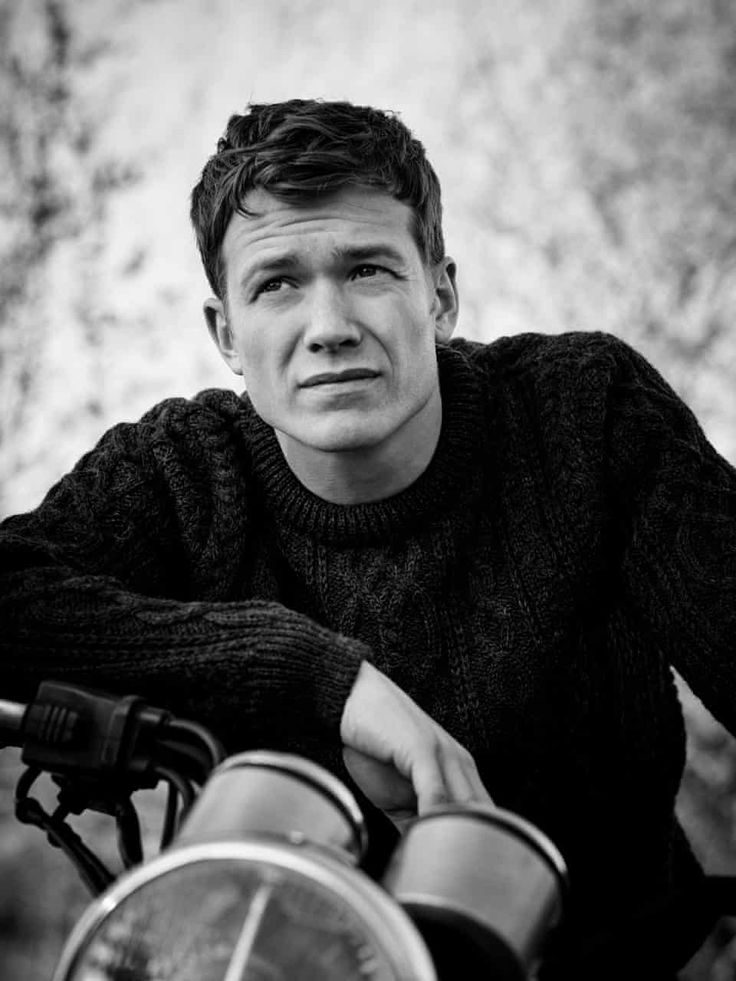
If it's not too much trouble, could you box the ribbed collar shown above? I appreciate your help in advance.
[243,343,486,544]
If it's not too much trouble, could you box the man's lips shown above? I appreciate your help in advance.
[300,368,380,388]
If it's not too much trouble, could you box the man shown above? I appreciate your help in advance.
[1,99,734,977]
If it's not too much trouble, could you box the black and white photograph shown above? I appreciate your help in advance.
[1,2,735,978]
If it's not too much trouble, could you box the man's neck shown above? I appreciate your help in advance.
[275,391,443,505]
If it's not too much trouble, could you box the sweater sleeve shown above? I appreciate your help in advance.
[0,399,368,755]
[604,337,736,733]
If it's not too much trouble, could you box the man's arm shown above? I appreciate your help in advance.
[0,404,366,754]
[0,400,490,819]
[605,338,736,730]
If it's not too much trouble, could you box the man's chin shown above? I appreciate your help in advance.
[298,430,384,455]
[275,418,388,456]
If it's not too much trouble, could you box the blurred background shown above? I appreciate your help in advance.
[1,0,736,977]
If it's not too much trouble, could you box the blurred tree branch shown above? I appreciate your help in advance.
[0,0,139,514]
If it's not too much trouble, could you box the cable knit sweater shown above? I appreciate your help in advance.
[1,331,735,972]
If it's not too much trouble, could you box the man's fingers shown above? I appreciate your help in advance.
[412,744,494,814]
[343,746,420,833]
[411,751,450,812]
[447,748,494,805]
[342,746,416,811]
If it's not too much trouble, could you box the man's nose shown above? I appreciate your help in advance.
[302,282,362,352]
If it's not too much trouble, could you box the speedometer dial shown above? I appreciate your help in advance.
[53,840,437,981]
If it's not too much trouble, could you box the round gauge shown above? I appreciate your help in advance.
[53,840,437,981]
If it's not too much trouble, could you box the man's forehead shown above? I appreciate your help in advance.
[223,186,417,258]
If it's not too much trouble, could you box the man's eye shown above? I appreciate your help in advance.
[352,264,383,279]
[255,277,285,297]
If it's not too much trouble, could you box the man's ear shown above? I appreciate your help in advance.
[203,297,243,376]
[431,257,459,343]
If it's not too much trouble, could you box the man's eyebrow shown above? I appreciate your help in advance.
[332,244,408,265]
[238,253,304,293]
[241,252,303,278]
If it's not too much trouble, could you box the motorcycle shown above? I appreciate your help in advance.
[0,680,732,980]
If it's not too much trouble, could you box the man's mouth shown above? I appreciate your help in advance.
[300,368,380,388]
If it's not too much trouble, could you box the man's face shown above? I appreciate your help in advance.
[204,185,458,469]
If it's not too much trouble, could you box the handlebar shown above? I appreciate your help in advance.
[1,680,226,894]
[0,697,27,738]
[0,680,224,783]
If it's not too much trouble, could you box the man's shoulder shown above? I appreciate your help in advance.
[446,332,641,430]
[448,330,630,380]
[83,389,255,471]
[131,388,254,440]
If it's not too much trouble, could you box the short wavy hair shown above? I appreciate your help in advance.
[190,99,445,298]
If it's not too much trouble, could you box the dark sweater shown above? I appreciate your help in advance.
[2,331,735,972]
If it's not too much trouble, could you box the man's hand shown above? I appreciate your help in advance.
[340,661,493,831]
